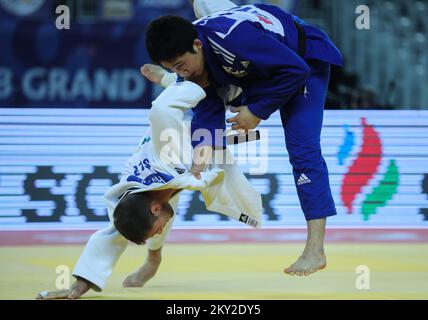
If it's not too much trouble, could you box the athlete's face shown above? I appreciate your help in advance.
[161,39,205,80]
[145,202,174,240]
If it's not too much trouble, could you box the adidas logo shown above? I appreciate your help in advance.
[240,60,250,68]
[297,173,311,186]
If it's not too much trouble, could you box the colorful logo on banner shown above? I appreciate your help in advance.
[338,117,400,220]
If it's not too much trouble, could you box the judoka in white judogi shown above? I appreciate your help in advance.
[36,1,261,299]
[72,81,262,291]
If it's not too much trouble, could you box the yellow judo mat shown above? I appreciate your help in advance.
[1,243,427,300]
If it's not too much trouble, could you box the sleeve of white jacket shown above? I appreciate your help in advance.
[72,223,128,291]
[149,81,206,167]
[193,0,237,18]
[160,71,178,88]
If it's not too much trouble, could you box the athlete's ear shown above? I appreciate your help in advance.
[150,203,162,216]
[193,39,203,52]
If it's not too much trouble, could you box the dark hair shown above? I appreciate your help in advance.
[113,192,156,245]
[146,15,198,64]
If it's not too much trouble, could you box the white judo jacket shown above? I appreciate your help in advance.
[73,81,262,291]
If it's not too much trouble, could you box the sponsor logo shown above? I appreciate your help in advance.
[240,60,250,68]
[222,66,248,78]
[297,173,311,185]
[175,167,186,175]
[239,213,258,227]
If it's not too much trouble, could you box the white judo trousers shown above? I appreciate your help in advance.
[72,81,262,291]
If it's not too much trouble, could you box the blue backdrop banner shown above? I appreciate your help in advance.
[0,0,195,108]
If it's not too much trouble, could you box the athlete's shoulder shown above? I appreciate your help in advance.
[194,4,287,40]
[193,10,238,35]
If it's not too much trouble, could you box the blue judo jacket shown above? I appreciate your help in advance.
[193,3,343,121]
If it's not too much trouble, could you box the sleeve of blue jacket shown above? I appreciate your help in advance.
[191,85,226,149]
[205,21,311,120]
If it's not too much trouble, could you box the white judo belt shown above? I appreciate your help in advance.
[226,130,260,145]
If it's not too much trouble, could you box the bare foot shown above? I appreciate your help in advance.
[284,252,326,276]
[140,64,177,87]
[284,218,328,276]
[123,254,161,288]
[284,253,327,276]
[140,64,165,85]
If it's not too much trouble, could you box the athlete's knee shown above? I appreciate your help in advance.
[286,141,323,170]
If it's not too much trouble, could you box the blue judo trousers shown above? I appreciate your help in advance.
[280,60,337,220]
[190,3,343,220]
